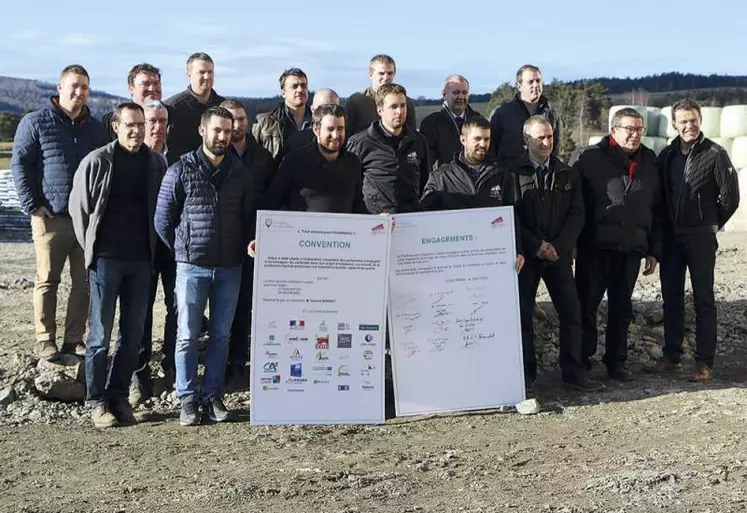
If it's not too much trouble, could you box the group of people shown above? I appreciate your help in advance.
[10,52,740,428]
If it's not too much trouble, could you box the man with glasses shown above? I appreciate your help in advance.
[645,99,739,382]
[569,108,663,381]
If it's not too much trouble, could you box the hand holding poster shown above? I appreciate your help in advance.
[388,207,525,416]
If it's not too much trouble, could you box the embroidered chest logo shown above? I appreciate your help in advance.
[406,151,421,167]
[489,185,502,200]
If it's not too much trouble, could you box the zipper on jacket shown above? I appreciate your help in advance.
[697,193,703,220]
[674,150,693,224]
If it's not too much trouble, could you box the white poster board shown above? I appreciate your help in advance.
[250,211,390,425]
[388,207,524,416]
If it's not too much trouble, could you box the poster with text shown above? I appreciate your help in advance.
[388,207,524,416]
[250,211,390,425]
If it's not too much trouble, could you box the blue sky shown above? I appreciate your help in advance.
[0,0,744,99]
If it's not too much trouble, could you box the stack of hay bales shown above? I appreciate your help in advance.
[585,104,747,232]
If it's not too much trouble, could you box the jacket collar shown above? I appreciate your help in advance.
[46,96,92,123]
[512,92,550,115]
[186,87,218,105]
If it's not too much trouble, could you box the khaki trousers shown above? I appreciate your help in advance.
[31,215,88,345]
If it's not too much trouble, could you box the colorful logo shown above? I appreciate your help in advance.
[290,348,302,360]
[337,365,350,377]
[363,350,374,360]
[315,351,329,361]
[263,362,278,372]
[491,216,505,227]
[289,320,306,329]
[315,335,329,349]
[338,385,350,391]
[364,334,374,342]
[290,363,303,377]
[359,324,379,331]
[372,223,385,232]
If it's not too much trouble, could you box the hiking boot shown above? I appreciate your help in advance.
[91,404,119,429]
[563,373,606,392]
[689,364,712,383]
[61,341,86,357]
[37,340,58,361]
[607,364,634,382]
[203,397,232,423]
[180,401,200,427]
[109,400,138,426]
[643,357,682,374]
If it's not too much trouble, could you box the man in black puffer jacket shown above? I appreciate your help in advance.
[645,99,739,382]
[155,107,256,427]
[570,107,663,381]
[509,116,603,393]
[489,65,562,166]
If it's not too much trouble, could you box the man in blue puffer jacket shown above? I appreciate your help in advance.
[11,64,107,362]
[155,106,256,427]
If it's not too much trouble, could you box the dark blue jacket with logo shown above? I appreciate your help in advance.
[11,98,107,215]
[154,149,256,268]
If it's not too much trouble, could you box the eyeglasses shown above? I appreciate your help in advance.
[615,125,645,135]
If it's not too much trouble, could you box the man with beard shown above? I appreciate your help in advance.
[646,99,739,382]
[420,117,523,269]
[252,68,311,161]
[219,99,275,389]
[102,63,165,141]
[12,64,107,361]
[490,65,562,165]
[284,88,341,154]
[165,53,225,165]
[346,83,430,214]
[155,107,256,426]
[345,55,417,136]
[129,100,177,403]
[570,108,662,381]
[419,74,484,169]
[509,116,602,392]
[69,103,166,427]
[267,104,366,213]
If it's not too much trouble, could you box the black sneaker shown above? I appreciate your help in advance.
[180,401,200,427]
[109,399,138,426]
[607,364,634,382]
[563,373,606,392]
[203,397,232,423]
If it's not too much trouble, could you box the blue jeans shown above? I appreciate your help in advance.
[174,263,242,404]
[85,257,151,407]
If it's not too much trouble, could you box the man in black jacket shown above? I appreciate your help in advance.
[419,74,485,170]
[219,99,276,389]
[645,99,739,382]
[508,116,602,391]
[345,54,417,136]
[490,65,562,166]
[268,104,366,213]
[252,68,311,161]
[284,88,341,155]
[347,83,430,214]
[164,53,225,165]
[102,63,165,141]
[420,117,524,269]
[570,108,663,381]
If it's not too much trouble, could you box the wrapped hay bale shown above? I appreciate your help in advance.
[645,107,661,137]
[720,105,747,138]
[588,136,604,146]
[641,136,668,155]
[609,105,648,132]
[659,107,679,138]
[699,107,721,137]
[730,136,747,170]
[710,137,733,157]
[723,169,747,232]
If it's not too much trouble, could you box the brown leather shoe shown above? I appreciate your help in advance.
[689,364,712,382]
[37,340,59,361]
[643,357,682,374]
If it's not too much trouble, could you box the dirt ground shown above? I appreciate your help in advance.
[1,235,747,513]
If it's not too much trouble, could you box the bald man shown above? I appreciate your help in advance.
[419,74,485,169]
[285,88,341,153]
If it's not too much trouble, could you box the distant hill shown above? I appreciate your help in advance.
[567,72,747,95]
[0,76,124,118]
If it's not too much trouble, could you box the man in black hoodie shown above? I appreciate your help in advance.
[164,53,225,165]
[490,65,562,166]
[509,116,602,392]
[419,74,485,170]
[347,83,430,214]
[570,108,663,381]
[646,99,739,382]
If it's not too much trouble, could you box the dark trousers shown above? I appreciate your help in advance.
[132,246,177,392]
[228,256,254,369]
[519,257,584,381]
[85,257,151,407]
[660,231,718,367]
[576,249,642,369]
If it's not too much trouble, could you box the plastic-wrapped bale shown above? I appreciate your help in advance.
[710,137,733,158]
[608,105,648,132]
[641,136,668,155]
[645,107,661,137]
[730,137,747,170]
[723,169,747,232]
[588,136,604,146]
[699,107,721,137]
[659,107,678,138]
[720,105,747,138]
